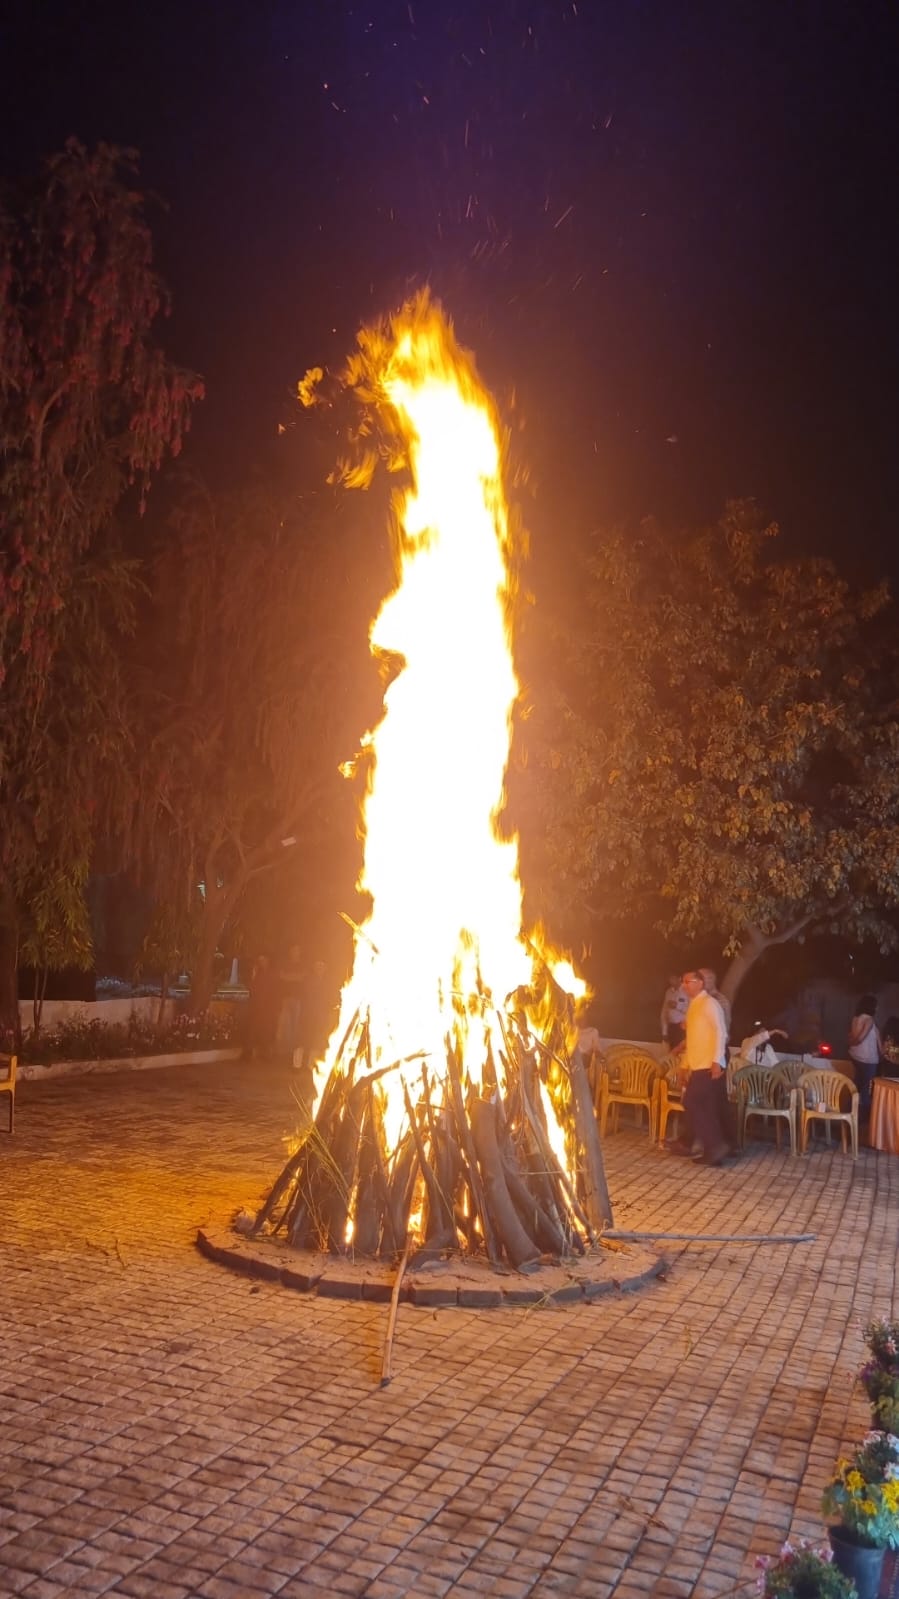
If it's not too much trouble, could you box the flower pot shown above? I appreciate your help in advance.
[827,1525,885,1599]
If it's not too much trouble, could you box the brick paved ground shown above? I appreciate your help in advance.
[2,1060,897,1599]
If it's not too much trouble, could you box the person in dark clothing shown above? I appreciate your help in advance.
[245,955,281,1060]
[277,944,304,1058]
[298,959,332,1065]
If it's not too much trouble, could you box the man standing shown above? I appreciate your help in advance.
[660,974,688,1050]
[681,970,730,1166]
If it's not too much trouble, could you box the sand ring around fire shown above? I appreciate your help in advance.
[196,1226,665,1307]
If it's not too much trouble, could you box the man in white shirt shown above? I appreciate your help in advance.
[682,970,730,1166]
[737,1024,788,1069]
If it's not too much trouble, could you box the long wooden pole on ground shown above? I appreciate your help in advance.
[380,1234,412,1387]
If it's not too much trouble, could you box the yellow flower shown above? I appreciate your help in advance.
[860,1499,877,1516]
[883,1481,899,1513]
[846,1471,865,1493]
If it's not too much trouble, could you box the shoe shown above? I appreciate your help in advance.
[665,1140,693,1157]
[692,1141,729,1167]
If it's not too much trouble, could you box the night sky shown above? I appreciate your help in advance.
[3,0,898,580]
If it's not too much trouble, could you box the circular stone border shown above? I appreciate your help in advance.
[196,1226,666,1307]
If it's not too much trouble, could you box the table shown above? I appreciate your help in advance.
[870,1078,899,1154]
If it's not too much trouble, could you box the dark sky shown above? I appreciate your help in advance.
[3,0,898,578]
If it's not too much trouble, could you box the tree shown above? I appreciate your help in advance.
[0,140,202,1040]
[518,501,899,1006]
[128,478,378,1014]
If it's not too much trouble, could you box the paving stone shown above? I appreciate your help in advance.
[2,1061,897,1599]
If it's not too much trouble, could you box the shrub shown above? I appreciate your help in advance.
[20,1010,238,1065]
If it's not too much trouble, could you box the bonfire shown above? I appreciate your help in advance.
[253,294,612,1270]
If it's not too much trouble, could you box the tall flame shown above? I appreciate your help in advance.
[318,297,583,1155]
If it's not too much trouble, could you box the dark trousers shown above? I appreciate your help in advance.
[854,1060,877,1117]
[717,1072,737,1149]
[684,1070,728,1158]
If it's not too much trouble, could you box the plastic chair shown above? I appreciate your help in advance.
[798,1070,859,1158]
[599,1042,642,1067]
[725,1053,742,1102]
[770,1059,806,1094]
[597,1050,660,1138]
[0,1053,17,1134]
[655,1076,686,1145]
[732,1064,799,1154]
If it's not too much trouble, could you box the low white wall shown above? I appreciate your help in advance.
[18,1048,241,1082]
[18,995,179,1031]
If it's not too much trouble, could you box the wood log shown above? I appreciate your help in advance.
[385,1137,419,1257]
[568,1046,614,1230]
[402,1078,455,1246]
[291,1068,361,1252]
[420,1068,457,1231]
[251,1139,310,1236]
[446,1042,500,1263]
[352,1094,386,1257]
[470,1097,541,1270]
[517,1052,571,1228]
[519,1050,591,1243]
[320,1079,369,1252]
[285,1183,311,1248]
[499,1145,566,1255]
[365,1080,398,1256]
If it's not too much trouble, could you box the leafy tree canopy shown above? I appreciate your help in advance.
[128,477,380,1010]
[517,500,899,1000]
[0,140,202,1035]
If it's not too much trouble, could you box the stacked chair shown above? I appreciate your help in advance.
[732,1063,800,1156]
[595,1047,660,1139]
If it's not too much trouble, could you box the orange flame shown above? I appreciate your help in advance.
[317,296,586,1166]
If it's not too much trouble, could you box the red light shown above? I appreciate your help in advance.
[818,1041,833,1056]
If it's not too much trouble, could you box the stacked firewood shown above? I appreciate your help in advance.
[252,992,613,1265]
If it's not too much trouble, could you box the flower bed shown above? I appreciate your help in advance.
[17,1012,238,1067]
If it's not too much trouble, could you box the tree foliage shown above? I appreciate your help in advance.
[0,141,202,1036]
[128,478,378,1011]
[519,501,899,1000]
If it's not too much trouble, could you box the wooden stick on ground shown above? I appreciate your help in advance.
[380,1233,413,1388]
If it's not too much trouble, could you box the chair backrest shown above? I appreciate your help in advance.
[731,1064,779,1107]
[602,1042,639,1063]
[659,1051,685,1088]
[0,1053,16,1087]
[609,1051,659,1096]
[799,1069,856,1111]
[771,1060,805,1092]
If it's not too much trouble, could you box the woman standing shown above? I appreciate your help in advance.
[848,993,881,1118]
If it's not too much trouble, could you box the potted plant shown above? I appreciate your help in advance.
[755,1538,857,1597]
[860,1319,899,1433]
[822,1431,899,1599]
